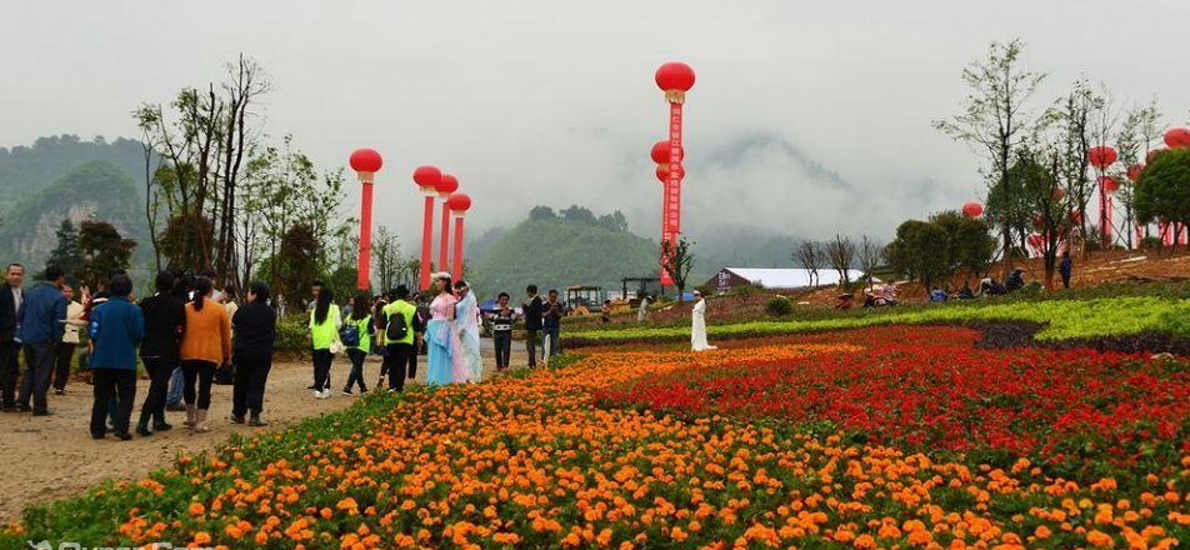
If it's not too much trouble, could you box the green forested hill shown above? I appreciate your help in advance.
[0,161,147,269]
[471,206,658,298]
[0,135,147,210]
[0,135,150,271]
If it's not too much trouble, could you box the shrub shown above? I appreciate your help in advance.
[275,314,309,354]
[765,295,793,316]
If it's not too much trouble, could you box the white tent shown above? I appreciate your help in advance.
[710,267,873,291]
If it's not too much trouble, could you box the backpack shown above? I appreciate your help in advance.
[386,309,409,341]
[339,323,360,347]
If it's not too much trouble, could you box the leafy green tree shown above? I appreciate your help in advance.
[1134,148,1190,254]
[77,220,137,288]
[885,220,949,291]
[660,236,696,301]
[560,205,597,224]
[930,210,996,282]
[1011,147,1072,288]
[934,39,1048,265]
[44,220,83,278]
[528,206,556,220]
[273,223,323,304]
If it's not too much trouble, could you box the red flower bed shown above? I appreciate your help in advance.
[597,326,1190,473]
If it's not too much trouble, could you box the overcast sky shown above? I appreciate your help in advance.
[4,0,1188,244]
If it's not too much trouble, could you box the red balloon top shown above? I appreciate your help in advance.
[655,62,696,92]
[1165,127,1190,148]
[436,174,459,195]
[412,165,442,189]
[349,148,383,173]
[961,202,983,218]
[1087,146,1118,169]
[650,140,684,164]
[446,193,472,213]
[656,163,685,183]
[1098,175,1119,192]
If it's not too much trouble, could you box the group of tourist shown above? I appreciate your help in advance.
[0,263,275,440]
[308,274,569,396]
[0,258,616,442]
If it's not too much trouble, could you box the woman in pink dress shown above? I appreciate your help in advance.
[425,273,462,386]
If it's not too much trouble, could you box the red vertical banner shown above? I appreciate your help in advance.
[419,195,434,291]
[451,216,465,281]
[661,101,684,286]
[439,201,451,275]
[1099,185,1111,247]
[357,182,374,290]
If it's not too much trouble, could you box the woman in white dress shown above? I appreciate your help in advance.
[453,280,483,383]
[690,291,717,352]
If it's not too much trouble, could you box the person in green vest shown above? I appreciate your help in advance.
[380,285,417,392]
[342,293,372,395]
[308,287,341,399]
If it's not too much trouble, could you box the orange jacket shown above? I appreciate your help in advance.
[179,300,231,365]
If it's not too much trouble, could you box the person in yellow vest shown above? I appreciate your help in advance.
[342,293,372,395]
[380,285,417,392]
[308,287,341,399]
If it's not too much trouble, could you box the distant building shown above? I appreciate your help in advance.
[706,267,872,293]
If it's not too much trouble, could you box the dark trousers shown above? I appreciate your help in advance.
[312,349,333,391]
[180,359,215,410]
[543,326,561,357]
[494,332,512,369]
[52,342,76,391]
[232,354,272,417]
[345,349,367,392]
[383,343,413,391]
[139,356,175,424]
[408,335,421,379]
[0,338,20,408]
[524,329,539,367]
[20,342,57,413]
[1061,273,1071,289]
[91,368,136,437]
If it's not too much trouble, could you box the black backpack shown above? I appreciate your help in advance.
[386,309,409,341]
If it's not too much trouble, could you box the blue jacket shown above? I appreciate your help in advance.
[88,296,145,370]
[16,282,67,345]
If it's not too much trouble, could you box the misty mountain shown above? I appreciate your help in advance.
[0,135,148,211]
[0,160,148,270]
[685,222,801,282]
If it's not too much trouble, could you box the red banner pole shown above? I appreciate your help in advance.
[356,181,374,290]
[661,101,683,286]
[439,200,451,276]
[451,215,465,281]
[419,195,434,291]
[1099,183,1106,246]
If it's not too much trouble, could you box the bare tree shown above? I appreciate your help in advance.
[133,53,270,280]
[372,226,401,293]
[793,241,823,287]
[934,39,1047,268]
[826,234,856,287]
[857,236,883,290]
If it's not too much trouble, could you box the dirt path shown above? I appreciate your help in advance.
[0,340,530,521]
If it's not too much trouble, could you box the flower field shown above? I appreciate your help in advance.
[5,326,1188,550]
[567,296,1190,346]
